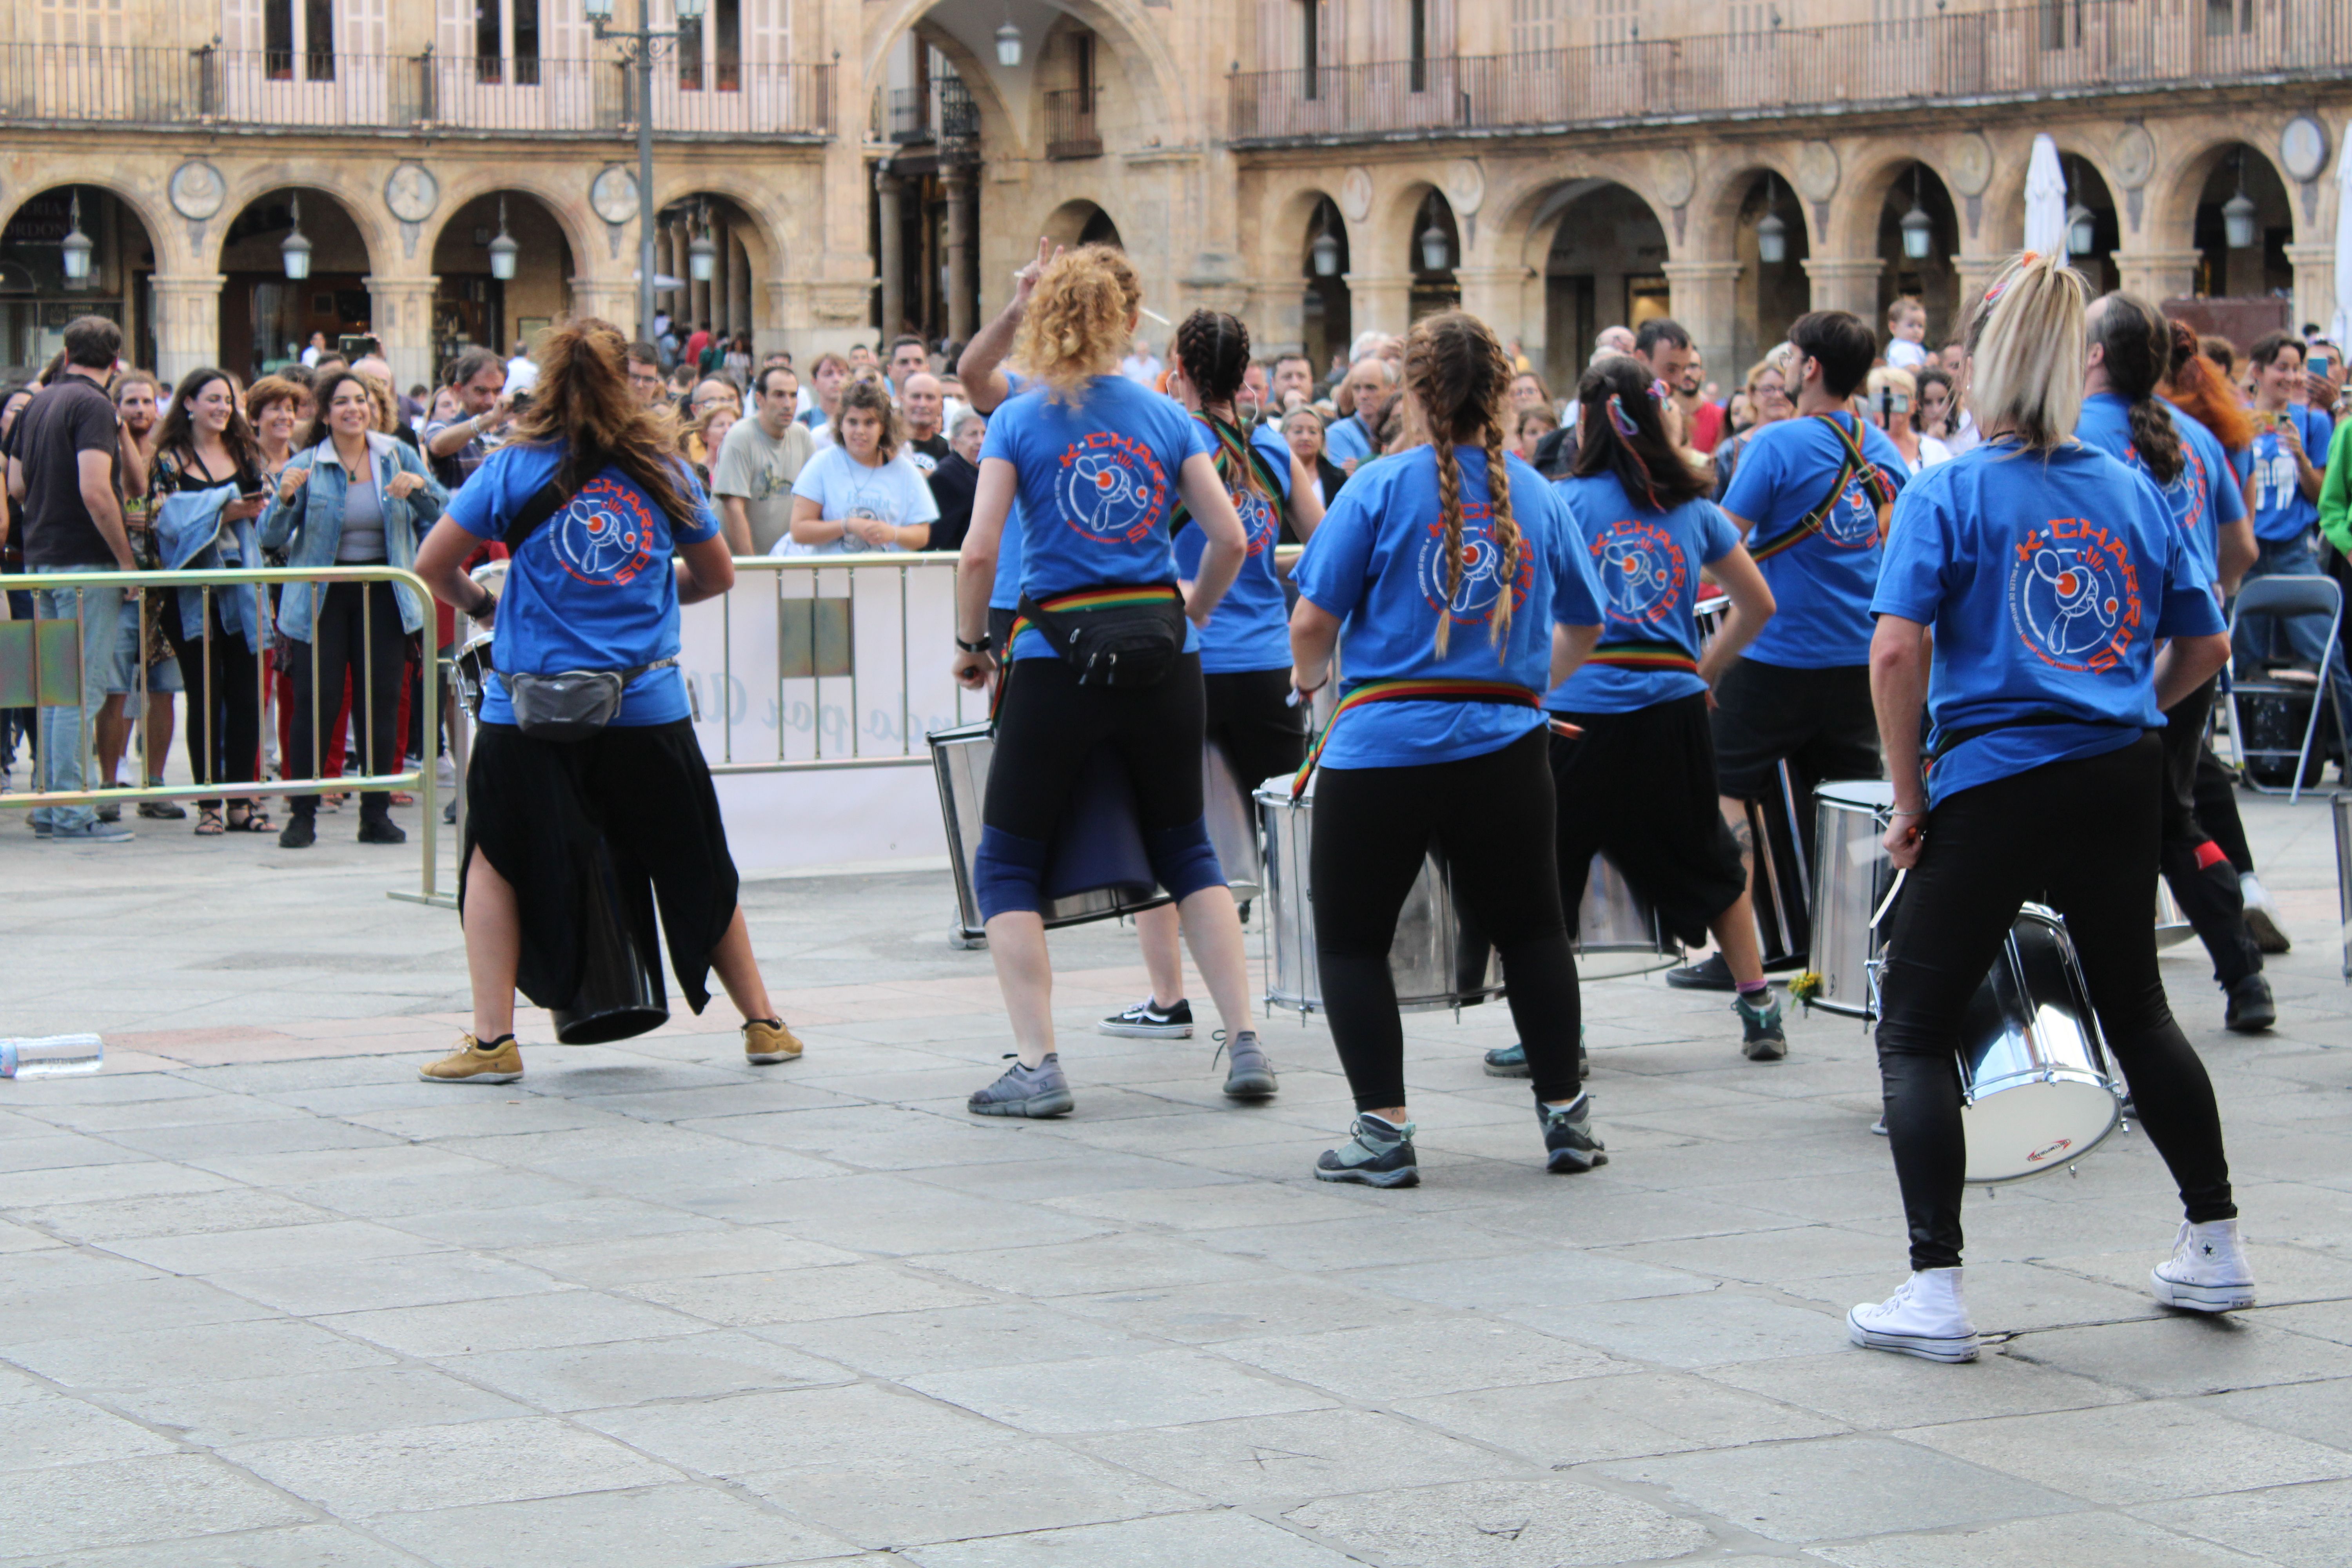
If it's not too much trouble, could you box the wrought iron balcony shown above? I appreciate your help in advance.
[1044,87,1101,160]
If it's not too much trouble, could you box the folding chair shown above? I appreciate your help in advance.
[2226,573,2348,803]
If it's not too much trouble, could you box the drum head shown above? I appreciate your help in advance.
[1961,1077,2120,1183]
[1815,779,1895,810]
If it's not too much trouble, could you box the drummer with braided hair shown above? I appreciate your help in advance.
[1288,310,1607,1188]
[1098,309,1325,1051]
[1853,252,2246,1365]
[2075,290,2274,1036]
[1484,355,1783,1080]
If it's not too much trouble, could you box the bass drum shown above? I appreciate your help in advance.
[1256,779,1504,1015]
[1956,904,2126,1184]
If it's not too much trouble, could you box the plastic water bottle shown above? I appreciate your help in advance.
[0,1036,104,1079]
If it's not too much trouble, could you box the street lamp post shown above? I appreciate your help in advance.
[586,0,707,340]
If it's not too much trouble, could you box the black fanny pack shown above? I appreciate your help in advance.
[1013,584,1187,687]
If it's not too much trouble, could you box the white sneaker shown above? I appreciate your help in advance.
[2239,873,2290,954]
[2151,1219,2256,1312]
[1847,1267,1979,1362]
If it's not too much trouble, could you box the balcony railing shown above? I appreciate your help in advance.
[1230,0,2352,144]
[0,46,832,139]
[1043,87,1101,160]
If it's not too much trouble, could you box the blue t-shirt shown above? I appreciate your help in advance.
[1324,412,1374,466]
[2072,393,2243,592]
[1871,440,2224,808]
[446,443,718,726]
[987,371,1030,612]
[1292,445,1604,770]
[2250,403,2332,543]
[1173,415,1292,674]
[1545,472,1741,714]
[1720,412,1908,668]
[982,375,1213,660]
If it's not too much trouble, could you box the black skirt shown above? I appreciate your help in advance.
[462,718,740,1014]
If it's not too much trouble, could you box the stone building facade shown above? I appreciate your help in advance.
[0,0,2344,397]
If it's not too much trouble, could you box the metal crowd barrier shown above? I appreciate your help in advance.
[0,565,444,905]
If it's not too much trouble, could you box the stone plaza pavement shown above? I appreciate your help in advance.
[0,789,2348,1567]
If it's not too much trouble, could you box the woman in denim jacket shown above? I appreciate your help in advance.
[258,367,448,848]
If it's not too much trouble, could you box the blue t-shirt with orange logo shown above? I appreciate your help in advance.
[1720,411,1907,668]
[1291,445,1604,770]
[2072,393,2243,592]
[1871,439,2222,808]
[1172,414,1292,673]
[982,374,1213,661]
[446,442,719,726]
[1545,472,1741,714]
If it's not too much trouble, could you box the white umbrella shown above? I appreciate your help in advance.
[631,270,687,293]
[2331,121,2352,347]
[2024,134,2069,258]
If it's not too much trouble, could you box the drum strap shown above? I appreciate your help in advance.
[1587,641,1700,675]
[1745,414,1895,563]
[1928,712,2140,763]
[1291,678,1563,799]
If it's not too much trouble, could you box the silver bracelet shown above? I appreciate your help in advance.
[1890,807,1928,818]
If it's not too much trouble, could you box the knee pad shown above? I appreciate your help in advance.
[1145,815,1226,903]
[974,826,1049,920]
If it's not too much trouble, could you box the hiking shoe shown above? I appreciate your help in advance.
[1848,1268,1979,1362]
[357,814,407,846]
[1737,990,1788,1061]
[1214,1031,1277,1100]
[50,817,134,842]
[278,813,316,849]
[137,797,187,820]
[968,1053,1073,1118]
[1667,952,1735,991]
[1484,1030,1589,1081]
[2224,973,2275,1034]
[1099,997,1193,1038]
[744,1017,803,1064]
[1316,1113,1418,1187]
[419,1034,523,1084]
[2151,1219,2256,1312]
[2239,873,2290,954]
[1538,1091,1608,1173]
[96,802,121,823]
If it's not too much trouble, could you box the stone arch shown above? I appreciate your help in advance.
[650,176,786,281]
[0,179,169,376]
[1042,198,1124,250]
[1688,154,1814,261]
[2153,132,2297,253]
[207,168,390,278]
[424,166,603,284]
[1699,164,1813,379]
[1266,183,1352,369]
[0,169,183,275]
[215,184,381,380]
[428,189,580,370]
[863,0,1187,150]
[1489,171,1672,390]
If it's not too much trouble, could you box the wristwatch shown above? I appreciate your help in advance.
[955,634,992,654]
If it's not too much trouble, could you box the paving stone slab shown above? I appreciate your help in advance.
[0,1453,313,1559]
[0,1390,182,1470]
[906,1347,1336,1434]
[106,1364,529,1446]
[1394,1367,1846,1466]
[1895,1398,2352,1504]
[225,1415,679,1516]
[365,1482,861,1568]
[1212,1319,1620,1404]
[1700,1346,2131,1430]
[446,1330,851,1412]
[760,1302,1153,1380]
[98,1218,452,1276]
[1811,1510,2272,1567]
[2003,1314,2352,1397]
[5,1316,398,1393]
[2136,1478,2352,1567]
[1283,1475,1713,1565]
[620,1261,992,1327]
[900,1507,1363,1567]
[319,1287,704,1358]
[1074,1406,1526,1508]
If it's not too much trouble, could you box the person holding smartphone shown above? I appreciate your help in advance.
[2240,332,2347,725]
[1863,366,1951,475]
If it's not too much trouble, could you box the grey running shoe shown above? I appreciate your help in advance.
[1539,1091,1608,1173]
[1736,990,1788,1061]
[1216,1031,1277,1100]
[1484,1030,1589,1081]
[1100,997,1193,1038]
[1316,1113,1418,1187]
[968,1053,1073,1118]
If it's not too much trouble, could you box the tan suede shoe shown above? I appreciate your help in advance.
[744,1018,803,1065]
[419,1034,524,1084]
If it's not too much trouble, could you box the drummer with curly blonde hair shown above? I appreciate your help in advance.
[1855,252,2244,1363]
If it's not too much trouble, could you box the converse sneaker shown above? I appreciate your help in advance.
[2223,973,2275,1034]
[1215,1031,1277,1100]
[1847,1267,1979,1362]
[1539,1091,1608,1173]
[2239,873,2291,954]
[968,1053,1073,1118]
[743,1017,803,1064]
[1482,1031,1588,1080]
[1316,1113,1418,1187]
[2151,1219,2256,1312]
[1099,997,1193,1038]
[419,1034,523,1084]
[1736,990,1787,1061]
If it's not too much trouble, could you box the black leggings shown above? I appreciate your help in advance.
[1310,728,1583,1109]
[2192,742,2256,875]
[287,581,407,817]
[2158,677,2259,986]
[165,592,263,810]
[1876,735,2234,1272]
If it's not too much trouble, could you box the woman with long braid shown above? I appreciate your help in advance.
[2074,292,2273,1034]
[1288,311,1608,1187]
[1098,310,1325,1058]
[1484,355,1782,1079]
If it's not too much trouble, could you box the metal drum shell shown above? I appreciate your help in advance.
[1571,853,1683,979]
[1203,740,1262,907]
[453,632,497,721]
[1256,781,1505,1015]
[1809,780,1897,1020]
[1956,904,2125,1185]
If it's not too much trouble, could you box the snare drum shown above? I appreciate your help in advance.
[2153,882,2193,950]
[1956,904,2125,1184]
[1808,780,1897,1019]
[2337,790,2352,983]
[929,722,1171,946]
[1203,740,1261,907]
[1572,854,1684,980]
[453,631,497,720]
[1749,759,1814,969]
[1256,780,1505,1014]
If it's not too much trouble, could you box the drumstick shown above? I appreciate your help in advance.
[1869,869,1907,933]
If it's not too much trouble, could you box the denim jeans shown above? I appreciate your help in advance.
[2235,534,2352,730]
[2,587,34,773]
[31,566,126,832]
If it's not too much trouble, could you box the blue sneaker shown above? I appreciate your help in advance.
[48,818,133,843]
[1483,1030,1588,1081]
[1539,1091,1608,1174]
[968,1053,1073,1118]
[1315,1113,1419,1187]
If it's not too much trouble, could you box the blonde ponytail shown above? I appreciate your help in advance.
[1965,251,2089,450]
